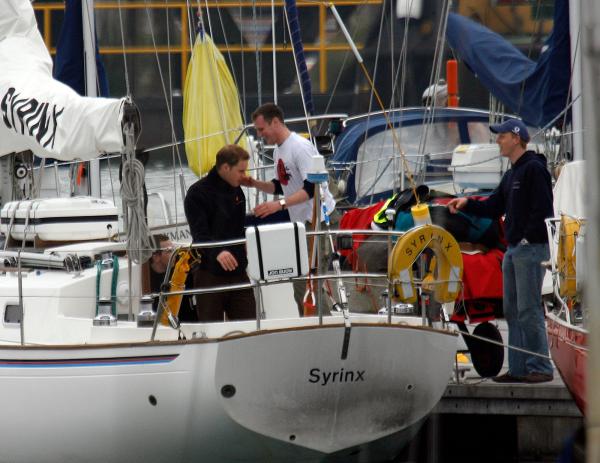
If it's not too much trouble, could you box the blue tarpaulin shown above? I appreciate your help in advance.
[446,0,570,128]
[53,0,109,97]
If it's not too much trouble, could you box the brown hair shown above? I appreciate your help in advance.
[152,234,171,254]
[251,103,285,124]
[215,144,250,168]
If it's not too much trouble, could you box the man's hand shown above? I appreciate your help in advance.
[216,251,239,271]
[239,176,254,187]
[253,200,282,218]
[447,197,468,214]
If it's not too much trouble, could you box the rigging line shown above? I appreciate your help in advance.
[417,0,450,183]
[354,1,386,204]
[239,2,247,118]
[201,0,233,144]
[142,0,184,164]
[560,23,581,136]
[364,0,389,205]
[389,0,394,108]
[395,3,413,111]
[164,0,184,226]
[106,153,118,206]
[329,5,417,196]
[321,0,372,130]
[211,0,247,123]
[271,0,278,104]
[530,94,581,142]
[116,0,132,96]
[252,1,262,106]
[459,328,552,361]
[282,7,312,139]
[517,0,545,117]
[420,0,449,136]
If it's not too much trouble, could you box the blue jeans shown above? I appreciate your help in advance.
[502,243,553,376]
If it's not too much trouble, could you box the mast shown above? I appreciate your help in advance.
[569,0,583,161]
[82,0,101,197]
[582,1,600,461]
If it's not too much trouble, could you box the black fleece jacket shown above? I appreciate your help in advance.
[184,167,248,276]
[463,151,553,246]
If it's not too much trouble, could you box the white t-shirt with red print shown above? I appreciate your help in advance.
[274,132,335,223]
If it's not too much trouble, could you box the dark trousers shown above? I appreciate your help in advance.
[193,268,256,322]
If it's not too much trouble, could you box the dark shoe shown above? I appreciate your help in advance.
[522,372,553,383]
[492,372,525,383]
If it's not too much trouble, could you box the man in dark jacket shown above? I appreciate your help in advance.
[184,145,255,322]
[448,119,554,383]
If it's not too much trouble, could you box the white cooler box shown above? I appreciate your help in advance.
[246,222,309,281]
[450,144,509,190]
[0,197,119,241]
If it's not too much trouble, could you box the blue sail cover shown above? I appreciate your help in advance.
[285,0,314,115]
[446,0,570,128]
[53,0,109,97]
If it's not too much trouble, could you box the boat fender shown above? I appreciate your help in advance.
[388,224,463,303]
[558,215,580,298]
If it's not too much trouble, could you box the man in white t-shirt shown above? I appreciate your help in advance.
[242,103,335,315]
[243,103,335,222]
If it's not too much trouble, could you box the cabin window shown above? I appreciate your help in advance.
[355,122,460,200]
[4,305,21,324]
[467,122,494,144]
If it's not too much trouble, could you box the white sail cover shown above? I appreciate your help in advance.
[0,0,125,161]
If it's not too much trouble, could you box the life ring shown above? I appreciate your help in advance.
[557,215,580,298]
[388,224,463,303]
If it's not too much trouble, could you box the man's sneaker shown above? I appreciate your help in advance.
[522,372,553,383]
[492,372,525,383]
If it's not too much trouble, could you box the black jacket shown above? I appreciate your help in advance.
[184,167,248,276]
[464,151,553,245]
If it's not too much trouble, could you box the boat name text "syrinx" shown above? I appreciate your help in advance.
[403,230,454,257]
[309,368,365,386]
[1,87,63,149]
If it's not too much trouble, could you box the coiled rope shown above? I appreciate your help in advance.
[121,122,152,264]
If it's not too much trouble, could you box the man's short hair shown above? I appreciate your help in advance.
[251,103,284,123]
[215,144,250,168]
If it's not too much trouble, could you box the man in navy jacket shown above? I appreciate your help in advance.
[448,119,554,383]
[185,145,255,322]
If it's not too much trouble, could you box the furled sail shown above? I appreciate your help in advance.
[446,0,570,128]
[0,0,125,160]
[54,0,110,97]
[285,0,315,115]
[183,27,247,177]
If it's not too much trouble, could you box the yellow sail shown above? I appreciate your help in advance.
[183,33,248,176]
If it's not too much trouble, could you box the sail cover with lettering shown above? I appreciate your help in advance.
[0,0,125,160]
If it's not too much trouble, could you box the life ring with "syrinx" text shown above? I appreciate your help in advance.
[388,224,463,303]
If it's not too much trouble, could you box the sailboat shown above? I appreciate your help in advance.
[445,0,587,414]
[0,1,461,461]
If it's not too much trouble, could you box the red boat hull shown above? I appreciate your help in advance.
[546,312,587,414]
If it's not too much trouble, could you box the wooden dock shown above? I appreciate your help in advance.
[395,367,583,462]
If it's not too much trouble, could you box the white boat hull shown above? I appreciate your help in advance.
[0,321,456,462]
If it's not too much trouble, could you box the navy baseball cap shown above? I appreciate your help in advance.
[489,119,530,142]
